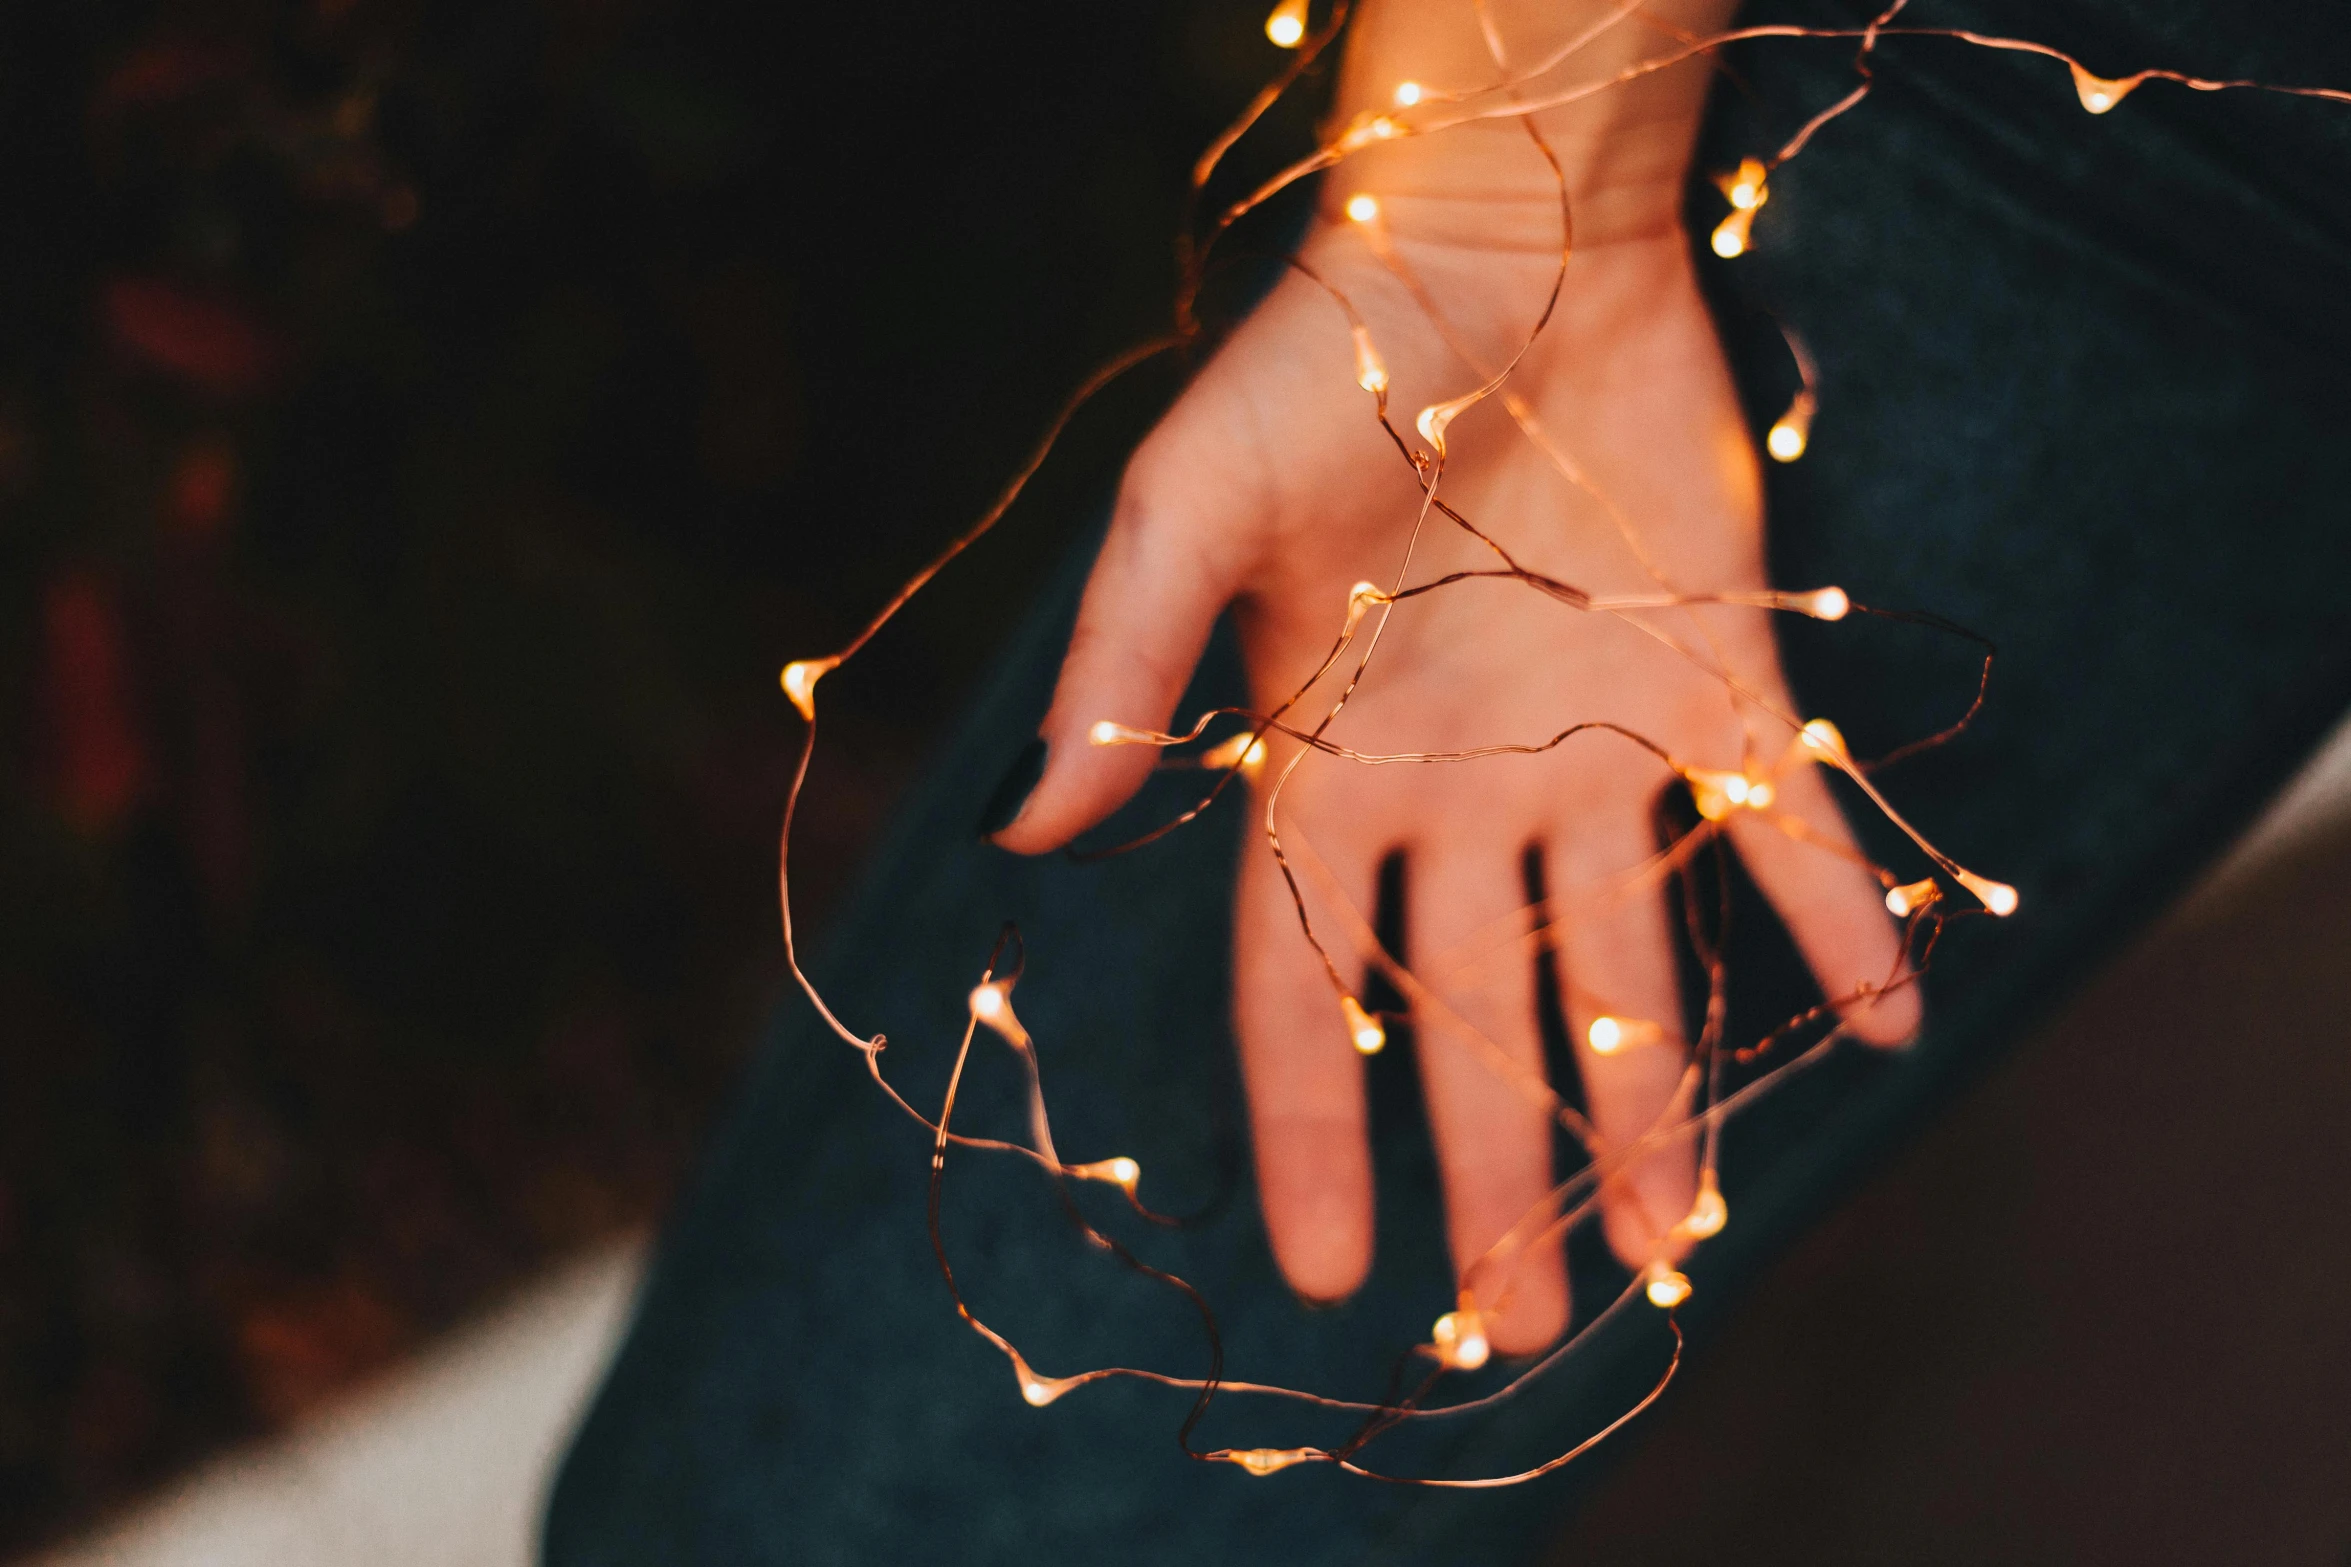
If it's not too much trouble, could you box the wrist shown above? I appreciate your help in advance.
[1319,0,1739,251]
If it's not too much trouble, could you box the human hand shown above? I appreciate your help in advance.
[989,0,1918,1354]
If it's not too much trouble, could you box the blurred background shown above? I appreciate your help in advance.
[6,1,2350,1562]
[0,0,1299,1550]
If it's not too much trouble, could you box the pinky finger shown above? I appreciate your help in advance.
[1727,763,1922,1047]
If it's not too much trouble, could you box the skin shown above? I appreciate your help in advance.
[993,0,1918,1353]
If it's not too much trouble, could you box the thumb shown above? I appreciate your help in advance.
[987,427,1265,854]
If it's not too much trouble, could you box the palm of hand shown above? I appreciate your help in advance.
[997,222,1915,1352]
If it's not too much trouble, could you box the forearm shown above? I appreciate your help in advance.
[1325,0,1742,249]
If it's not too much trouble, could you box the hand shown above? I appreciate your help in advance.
[991,2,1917,1354]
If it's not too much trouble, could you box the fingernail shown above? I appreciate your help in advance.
[977,737,1047,838]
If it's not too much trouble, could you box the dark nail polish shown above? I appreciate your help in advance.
[977,737,1047,838]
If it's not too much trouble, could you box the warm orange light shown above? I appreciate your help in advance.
[1067,1155,1142,1189]
[1350,325,1388,395]
[1264,0,1307,47]
[1709,160,1768,259]
[1415,389,1479,456]
[1344,192,1379,224]
[2070,62,2142,114]
[780,656,841,722]
[1199,730,1267,774]
[1586,1014,1662,1055]
[1803,585,1849,621]
[1430,1307,1490,1371]
[1341,994,1386,1056]
[1230,1446,1318,1476]
[1687,767,1774,822]
[1718,157,1769,211]
[1797,718,1849,762]
[1736,586,1850,620]
[1710,208,1755,259]
[1688,767,1748,820]
[1010,1351,1077,1407]
[1767,389,1816,462]
[1955,870,2020,916]
[1089,719,1155,747]
[1884,877,1941,917]
[1677,1170,1727,1240]
[969,980,1031,1047]
[1644,1263,1692,1309]
[1392,80,1422,107]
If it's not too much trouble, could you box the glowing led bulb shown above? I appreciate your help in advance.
[1392,80,1422,107]
[1719,157,1768,211]
[1679,1171,1728,1240]
[1334,114,1404,154]
[1767,389,1816,462]
[1010,1351,1076,1407]
[1430,1308,1490,1371]
[1710,208,1755,259]
[1686,767,1749,821]
[1884,877,1941,917]
[1342,578,1388,634]
[1068,1155,1142,1188]
[2070,62,2142,114]
[1415,389,1480,456]
[1803,585,1849,621]
[1644,1263,1692,1309]
[1230,1446,1317,1476]
[1955,870,2020,917]
[1798,718,1849,761]
[1344,192,1379,224]
[1586,1015,1661,1055]
[1708,160,1768,259]
[1088,719,1156,747]
[1199,730,1267,774]
[1741,586,1852,621]
[1350,325,1388,395]
[1264,0,1307,47]
[779,656,841,722]
[1341,994,1386,1056]
[1687,767,1773,822]
[968,980,1032,1047]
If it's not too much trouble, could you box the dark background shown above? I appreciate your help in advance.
[0,0,1313,1547]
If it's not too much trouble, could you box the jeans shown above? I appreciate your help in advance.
[545,2,2351,1560]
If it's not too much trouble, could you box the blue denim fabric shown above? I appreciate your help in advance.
[545,4,2351,1560]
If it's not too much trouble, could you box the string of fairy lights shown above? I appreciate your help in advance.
[772,4,2346,1486]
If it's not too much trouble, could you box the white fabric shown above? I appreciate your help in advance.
[25,1240,644,1567]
